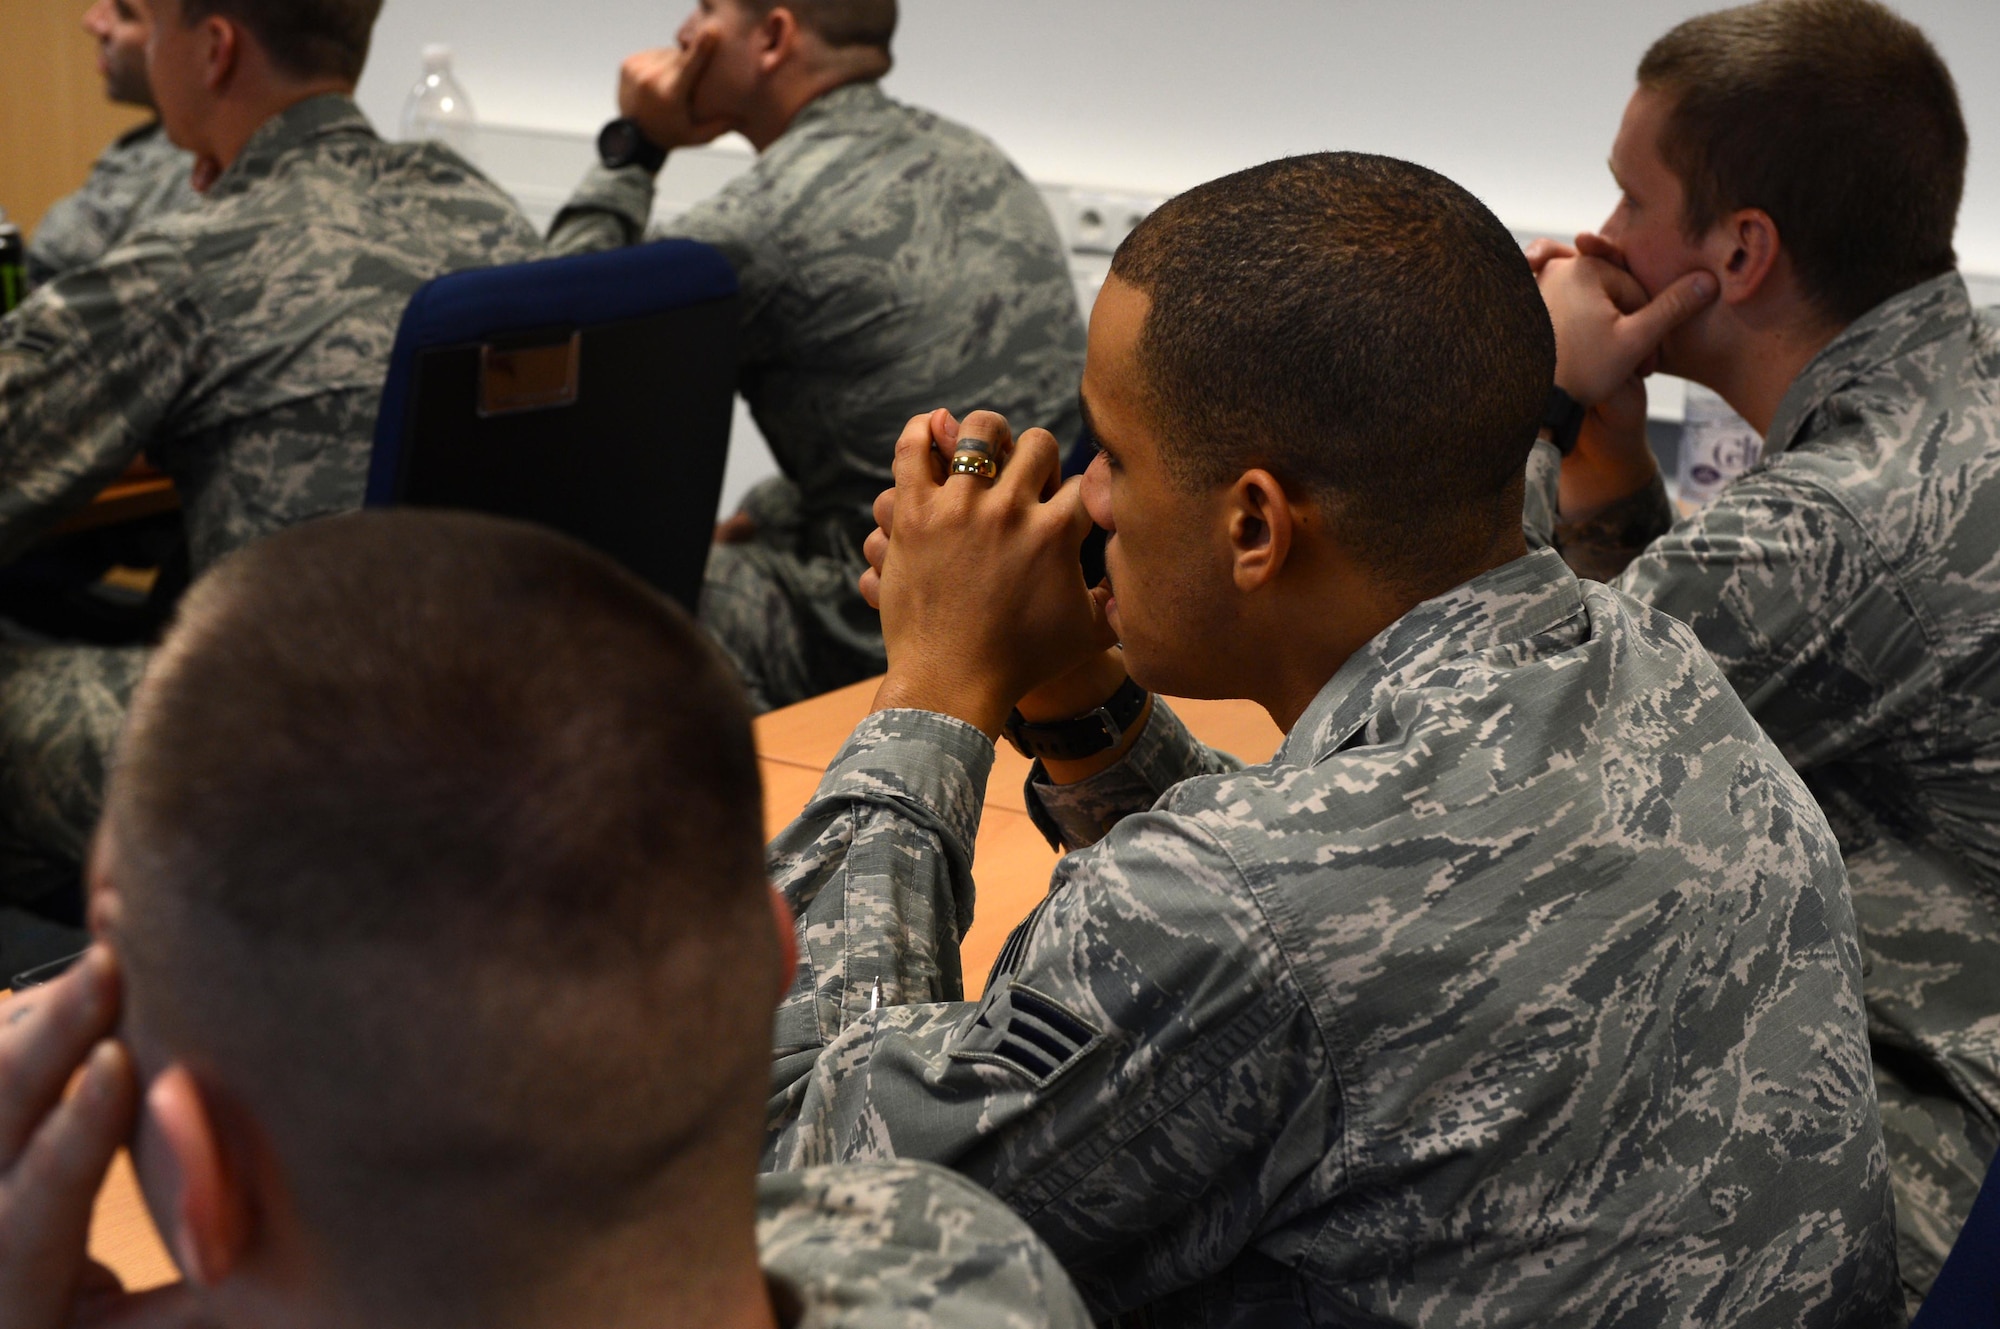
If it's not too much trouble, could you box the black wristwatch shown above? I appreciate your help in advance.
[1542,385,1588,457]
[1004,677,1150,763]
[597,117,668,173]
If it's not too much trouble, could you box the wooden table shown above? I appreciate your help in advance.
[52,464,178,538]
[91,678,1283,1292]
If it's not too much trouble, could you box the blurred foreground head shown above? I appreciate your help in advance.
[92,510,779,1321]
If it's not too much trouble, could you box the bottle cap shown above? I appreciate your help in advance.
[422,44,452,70]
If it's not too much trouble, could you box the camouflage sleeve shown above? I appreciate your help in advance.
[1520,436,1678,580]
[27,131,197,290]
[1611,470,1882,767]
[757,1161,1093,1328]
[26,190,124,290]
[1553,475,1675,583]
[0,241,201,560]
[1022,699,1242,850]
[546,163,655,255]
[765,710,1334,1313]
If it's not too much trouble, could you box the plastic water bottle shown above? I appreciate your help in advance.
[1675,384,1762,513]
[400,45,477,164]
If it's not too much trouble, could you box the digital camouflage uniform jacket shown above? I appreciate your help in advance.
[24,121,198,289]
[758,1160,1090,1327]
[0,95,541,890]
[549,81,1086,711]
[1533,271,2000,1298]
[764,547,1900,1327]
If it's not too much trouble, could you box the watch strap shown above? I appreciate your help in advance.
[1004,677,1149,763]
[1542,385,1587,457]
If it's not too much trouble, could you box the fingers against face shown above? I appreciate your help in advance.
[999,427,1063,504]
[1523,237,1576,274]
[12,1041,137,1275]
[0,947,137,1329]
[0,947,120,1166]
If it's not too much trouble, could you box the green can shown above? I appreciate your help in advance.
[0,220,24,315]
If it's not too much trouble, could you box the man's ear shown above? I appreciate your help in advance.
[198,14,239,92]
[147,1064,253,1288]
[1708,207,1782,305]
[756,6,800,73]
[1227,469,1298,594]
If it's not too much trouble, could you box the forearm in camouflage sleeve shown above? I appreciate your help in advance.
[763,767,1335,1315]
[1519,435,1677,580]
[1552,471,1675,583]
[0,245,199,561]
[546,163,657,255]
[767,709,992,1057]
[1023,699,1242,850]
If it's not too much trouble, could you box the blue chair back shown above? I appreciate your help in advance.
[1913,1147,2000,1326]
[367,239,740,612]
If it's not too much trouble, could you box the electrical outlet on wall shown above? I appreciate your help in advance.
[1061,189,1163,255]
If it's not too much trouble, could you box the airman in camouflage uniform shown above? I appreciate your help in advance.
[760,1160,1091,1327]
[1534,272,2000,1299]
[24,121,197,289]
[763,543,1901,1326]
[549,79,1086,712]
[1520,1,1996,1298]
[0,93,542,899]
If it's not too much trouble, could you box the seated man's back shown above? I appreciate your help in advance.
[1524,0,2000,1292]
[1,93,542,568]
[765,152,1898,1326]
[551,0,1085,710]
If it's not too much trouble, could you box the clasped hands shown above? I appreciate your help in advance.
[862,409,1121,740]
[0,947,202,1329]
[1523,233,1718,515]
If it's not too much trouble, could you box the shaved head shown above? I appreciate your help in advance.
[99,511,776,1309]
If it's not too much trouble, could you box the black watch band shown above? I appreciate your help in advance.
[1004,677,1150,763]
[1542,385,1588,457]
[597,117,668,173]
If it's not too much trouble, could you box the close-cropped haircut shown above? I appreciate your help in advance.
[1640,0,1966,324]
[1109,152,1554,598]
[178,0,382,83]
[105,511,771,1305]
[745,0,896,50]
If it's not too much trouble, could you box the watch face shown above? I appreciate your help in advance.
[599,120,638,168]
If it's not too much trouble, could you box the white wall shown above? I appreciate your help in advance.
[360,0,2000,272]
[355,1,2000,513]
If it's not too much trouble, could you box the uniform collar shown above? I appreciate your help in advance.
[207,93,374,198]
[1763,271,1970,459]
[1276,547,1586,767]
[115,118,170,150]
[789,79,890,134]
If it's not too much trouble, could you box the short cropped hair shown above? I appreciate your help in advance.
[178,0,381,83]
[1109,152,1554,598]
[745,0,895,51]
[1640,0,1966,324]
[106,511,770,1299]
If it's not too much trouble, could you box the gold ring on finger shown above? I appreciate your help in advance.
[950,440,1000,480]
